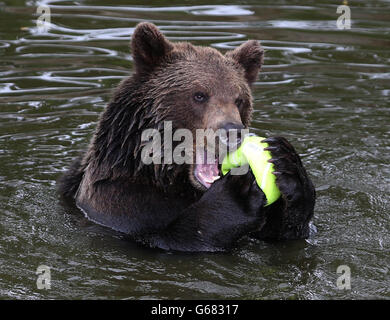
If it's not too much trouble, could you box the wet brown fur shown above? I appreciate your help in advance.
[58,23,315,252]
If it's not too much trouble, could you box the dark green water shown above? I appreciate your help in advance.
[0,0,389,299]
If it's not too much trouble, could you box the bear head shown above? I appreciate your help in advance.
[91,22,264,193]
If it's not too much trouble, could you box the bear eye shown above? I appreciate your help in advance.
[193,92,208,103]
[235,98,243,109]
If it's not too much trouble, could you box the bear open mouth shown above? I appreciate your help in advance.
[194,149,221,189]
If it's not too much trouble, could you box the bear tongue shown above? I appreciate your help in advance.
[194,163,220,189]
[194,151,220,188]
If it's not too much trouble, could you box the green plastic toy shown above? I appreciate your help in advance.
[221,135,281,206]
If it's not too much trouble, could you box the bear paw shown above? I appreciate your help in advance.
[262,136,313,208]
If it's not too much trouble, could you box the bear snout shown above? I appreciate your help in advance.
[217,122,245,150]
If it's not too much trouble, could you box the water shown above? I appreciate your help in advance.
[0,0,389,299]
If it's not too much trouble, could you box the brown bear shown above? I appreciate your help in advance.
[58,22,316,252]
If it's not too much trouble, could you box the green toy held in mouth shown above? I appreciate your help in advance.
[221,135,281,206]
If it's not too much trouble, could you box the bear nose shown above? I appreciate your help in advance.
[219,122,245,148]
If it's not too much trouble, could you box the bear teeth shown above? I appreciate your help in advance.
[197,172,220,185]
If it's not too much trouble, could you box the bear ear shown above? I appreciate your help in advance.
[131,22,173,74]
[226,40,264,84]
